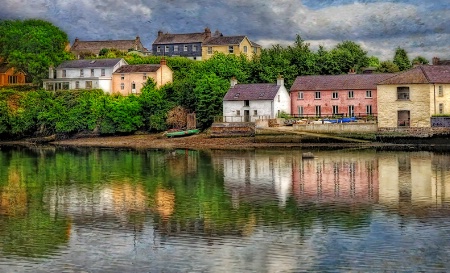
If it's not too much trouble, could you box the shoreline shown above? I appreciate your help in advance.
[1,132,449,152]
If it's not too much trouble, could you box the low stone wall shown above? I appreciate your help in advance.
[210,122,255,137]
[377,127,450,137]
[293,123,378,133]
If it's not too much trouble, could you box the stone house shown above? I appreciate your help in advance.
[223,77,291,122]
[70,37,146,59]
[43,58,127,93]
[377,65,450,128]
[0,62,26,86]
[111,59,173,95]
[290,73,394,118]
[202,35,261,61]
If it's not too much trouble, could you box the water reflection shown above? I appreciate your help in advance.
[0,147,449,272]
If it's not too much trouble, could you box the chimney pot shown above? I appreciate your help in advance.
[230,77,237,88]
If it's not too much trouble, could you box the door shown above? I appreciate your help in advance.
[244,110,250,122]
[398,110,410,127]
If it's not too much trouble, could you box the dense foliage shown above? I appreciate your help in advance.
[0,19,72,85]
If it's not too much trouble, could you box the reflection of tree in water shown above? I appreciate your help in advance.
[0,167,70,258]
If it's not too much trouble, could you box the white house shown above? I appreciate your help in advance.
[222,77,291,122]
[43,58,127,93]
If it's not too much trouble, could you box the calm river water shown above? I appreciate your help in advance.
[0,146,449,272]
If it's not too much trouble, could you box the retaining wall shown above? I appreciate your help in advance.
[293,123,378,133]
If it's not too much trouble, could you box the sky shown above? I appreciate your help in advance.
[1,0,449,62]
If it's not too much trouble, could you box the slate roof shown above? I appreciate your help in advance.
[71,38,143,53]
[290,73,395,91]
[378,65,450,85]
[57,58,125,69]
[204,36,247,46]
[153,32,209,45]
[224,84,281,101]
[114,64,161,73]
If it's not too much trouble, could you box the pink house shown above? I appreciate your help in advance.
[290,73,394,118]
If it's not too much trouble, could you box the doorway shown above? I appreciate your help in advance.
[397,110,410,127]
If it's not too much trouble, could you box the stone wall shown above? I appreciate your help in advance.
[293,123,378,133]
[377,127,450,137]
[210,122,255,137]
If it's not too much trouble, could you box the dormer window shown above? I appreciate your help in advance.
[234,92,240,98]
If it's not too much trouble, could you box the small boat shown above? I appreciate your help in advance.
[165,129,200,138]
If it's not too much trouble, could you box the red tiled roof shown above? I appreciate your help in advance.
[224,83,281,101]
[378,65,450,85]
[114,64,161,73]
[290,73,395,91]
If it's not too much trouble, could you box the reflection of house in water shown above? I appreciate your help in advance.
[292,152,379,204]
[219,151,295,208]
[379,152,450,210]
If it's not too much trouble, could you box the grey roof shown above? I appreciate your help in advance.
[378,65,450,85]
[224,83,281,101]
[114,64,161,73]
[204,35,246,46]
[290,73,395,91]
[71,38,144,53]
[153,32,209,45]
[57,58,125,69]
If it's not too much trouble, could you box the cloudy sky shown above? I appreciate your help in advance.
[1,0,449,61]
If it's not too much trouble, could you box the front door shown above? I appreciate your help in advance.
[398,110,410,127]
[244,110,250,122]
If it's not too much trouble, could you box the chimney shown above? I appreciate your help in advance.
[49,66,54,79]
[214,30,222,37]
[74,37,79,44]
[158,30,163,37]
[348,68,356,74]
[230,77,238,88]
[160,58,166,66]
[276,75,284,86]
[204,27,211,39]
[135,36,140,50]
[432,57,440,65]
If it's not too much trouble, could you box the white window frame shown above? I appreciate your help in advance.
[297,92,303,100]
[228,46,234,54]
[174,45,178,52]
[366,90,372,98]
[184,45,188,52]
[332,91,338,99]
[366,105,372,115]
[332,105,339,115]
[315,91,321,99]
[207,47,213,54]
[348,90,354,99]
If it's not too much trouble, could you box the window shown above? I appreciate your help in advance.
[244,100,249,106]
[207,47,213,54]
[366,105,372,115]
[75,81,79,89]
[439,86,443,97]
[298,106,303,116]
[157,46,161,52]
[366,90,372,98]
[315,91,321,99]
[121,74,124,80]
[143,73,147,80]
[120,83,124,90]
[80,69,84,77]
[85,81,92,89]
[297,92,304,100]
[348,105,354,117]
[332,91,338,99]
[253,110,257,116]
[192,45,197,52]
[62,70,66,78]
[165,46,169,52]
[62,82,69,90]
[397,87,410,100]
[439,103,444,114]
[91,69,94,77]
[315,105,321,117]
[332,105,339,115]
[253,47,257,53]
[174,45,178,52]
[184,45,188,52]
[8,75,17,84]
[348,90,354,98]
[243,46,248,53]
[236,110,241,116]
[101,69,105,76]
[228,46,234,54]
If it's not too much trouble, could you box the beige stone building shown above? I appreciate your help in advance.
[377,65,450,128]
[112,59,173,95]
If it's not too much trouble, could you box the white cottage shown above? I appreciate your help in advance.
[43,58,127,93]
[222,77,291,122]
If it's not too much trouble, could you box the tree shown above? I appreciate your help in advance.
[411,56,429,66]
[330,41,370,74]
[377,60,400,73]
[0,19,72,85]
[393,47,411,71]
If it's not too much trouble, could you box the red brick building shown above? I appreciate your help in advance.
[290,73,394,118]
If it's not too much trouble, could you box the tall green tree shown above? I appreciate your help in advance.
[0,19,71,85]
[377,60,400,73]
[329,41,370,74]
[411,56,429,66]
[393,47,411,71]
